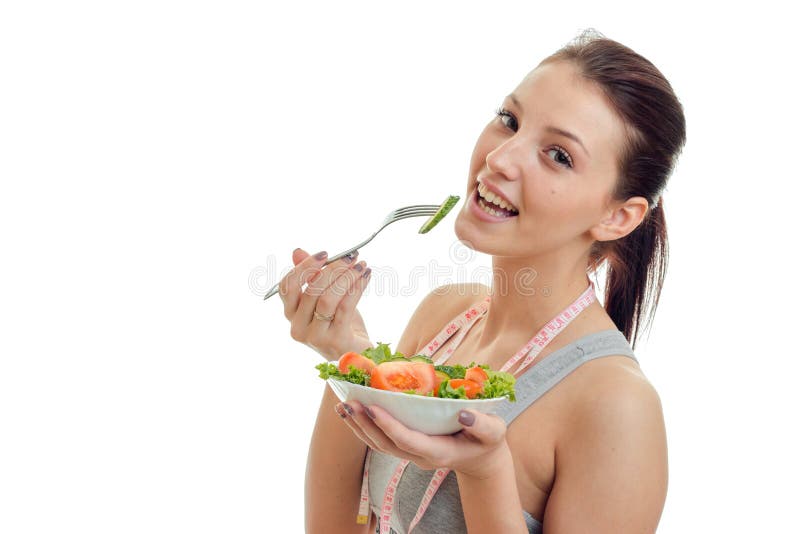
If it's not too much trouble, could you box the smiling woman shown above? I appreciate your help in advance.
[280,28,686,534]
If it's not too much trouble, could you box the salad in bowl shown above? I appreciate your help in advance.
[316,343,515,434]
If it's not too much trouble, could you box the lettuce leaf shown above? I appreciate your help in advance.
[438,380,469,399]
[477,370,516,402]
[434,364,467,379]
[315,362,371,386]
[361,342,395,365]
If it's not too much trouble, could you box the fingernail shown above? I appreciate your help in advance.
[343,253,355,264]
[353,263,364,273]
[343,403,354,416]
[362,267,372,279]
[334,404,347,418]
[365,406,375,420]
[458,410,475,426]
[293,247,302,254]
[314,251,328,261]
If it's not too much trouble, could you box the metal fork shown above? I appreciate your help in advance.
[262,204,441,300]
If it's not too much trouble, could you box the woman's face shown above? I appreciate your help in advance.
[454,60,629,259]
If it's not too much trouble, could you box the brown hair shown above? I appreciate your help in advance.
[541,29,686,349]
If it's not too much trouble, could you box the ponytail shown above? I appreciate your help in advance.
[602,200,668,349]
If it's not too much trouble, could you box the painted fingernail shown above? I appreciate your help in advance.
[365,406,376,420]
[353,263,364,273]
[314,251,328,260]
[362,267,372,279]
[343,403,354,416]
[458,410,475,426]
[334,404,347,418]
[343,253,355,264]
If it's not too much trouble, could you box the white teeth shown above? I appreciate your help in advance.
[478,197,508,217]
[476,181,518,213]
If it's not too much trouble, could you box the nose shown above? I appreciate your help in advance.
[484,135,527,180]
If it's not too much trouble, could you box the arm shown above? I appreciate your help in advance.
[456,441,529,533]
[279,248,374,532]
[305,388,372,534]
[304,283,469,531]
[543,373,668,533]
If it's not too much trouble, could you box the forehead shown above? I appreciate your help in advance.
[513,61,627,165]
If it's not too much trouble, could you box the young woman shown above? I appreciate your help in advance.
[280,29,686,533]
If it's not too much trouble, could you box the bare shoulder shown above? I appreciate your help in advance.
[395,283,491,356]
[563,356,665,441]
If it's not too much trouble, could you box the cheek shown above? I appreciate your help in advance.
[524,178,570,214]
[524,183,596,232]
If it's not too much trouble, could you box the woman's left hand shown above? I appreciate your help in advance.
[336,401,510,478]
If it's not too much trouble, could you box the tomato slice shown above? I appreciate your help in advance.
[448,378,483,399]
[338,352,377,375]
[465,366,489,386]
[370,362,436,395]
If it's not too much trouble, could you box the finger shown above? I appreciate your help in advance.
[339,401,400,455]
[332,266,371,329]
[294,247,329,285]
[455,410,507,446]
[279,250,328,318]
[297,257,363,325]
[335,403,380,450]
[366,404,442,460]
[345,402,429,463]
[359,404,446,470]
[311,261,366,327]
[342,401,389,451]
[305,253,360,300]
[292,247,310,266]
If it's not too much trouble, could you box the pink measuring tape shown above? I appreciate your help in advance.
[424,299,491,366]
[363,283,597,533]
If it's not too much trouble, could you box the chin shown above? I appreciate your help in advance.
[453,208,475,245]
[455,209,542,259]
[454,210,498,255]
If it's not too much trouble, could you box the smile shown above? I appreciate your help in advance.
[476,181,519,217]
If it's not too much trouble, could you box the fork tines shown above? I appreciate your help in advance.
[389,205,440,218]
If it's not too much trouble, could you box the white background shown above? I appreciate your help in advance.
[1,1,798,532]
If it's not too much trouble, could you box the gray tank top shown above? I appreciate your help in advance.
[367,327,637,533]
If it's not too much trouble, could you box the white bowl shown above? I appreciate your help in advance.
[326,378,510,435]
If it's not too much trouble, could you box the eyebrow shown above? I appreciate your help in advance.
[508,94,590,158]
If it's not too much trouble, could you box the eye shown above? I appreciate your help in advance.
[494,108,518,132]
[546,145,574,168]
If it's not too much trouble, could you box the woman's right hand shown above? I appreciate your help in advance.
[279,247,373,361]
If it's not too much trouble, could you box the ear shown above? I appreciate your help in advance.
[589,196,650,242]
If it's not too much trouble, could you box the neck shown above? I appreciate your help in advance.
[478,247,597,346]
